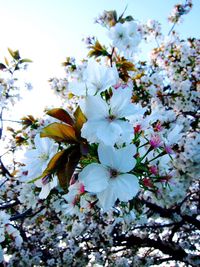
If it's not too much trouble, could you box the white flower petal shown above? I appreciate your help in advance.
[97,186,117,211]
[98,144,136,172]
[69,81,87,96]
[113,174,139,201]
[50,176,58,188]
[98,145,116,169]
[115,120,134,143]
[81,121,101,144]
[86,59,119,95]
[110,87,133,116]
[167,124,183,145]
[38,184,51,199]
[33,134,43,151]
[83,95,108,119]
[79,163,109,193]
[109,23,129,48]
[24,150,38,161]
[36,176,57,199]
[35,135,54,155]
[114,144,137,172]
[22,134,59,182]
[34,179,43,187]
[96,120,122,146]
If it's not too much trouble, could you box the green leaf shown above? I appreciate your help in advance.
[8,48,20,60]
[19,58,33,63]
[125,15,134,22]
[88,40,109,58]
[8,48,15,58]
[4,57,9,66]
[13,50,20,60]
[40,122,78,143]
[47,108,74,125]
[28,174,42,184]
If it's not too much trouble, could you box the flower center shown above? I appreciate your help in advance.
[110,168,118,179]
[118,33,124,40]
[107,114,116,122]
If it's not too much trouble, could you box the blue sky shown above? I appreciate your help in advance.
[0,0,199,116]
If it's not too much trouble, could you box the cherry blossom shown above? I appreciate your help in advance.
[21,134,59,198]
[79,144,139,210]
[69,59,119,96]
[0,2,199,266]
[81,87,141,145]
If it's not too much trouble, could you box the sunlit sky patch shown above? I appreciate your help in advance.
[0,0,199,117]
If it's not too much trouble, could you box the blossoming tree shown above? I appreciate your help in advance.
[0,1,199,266]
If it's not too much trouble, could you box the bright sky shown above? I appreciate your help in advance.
[0,0,199,118]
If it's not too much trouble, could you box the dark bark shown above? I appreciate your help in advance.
[115,234,188,263]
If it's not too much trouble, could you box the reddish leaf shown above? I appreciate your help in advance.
[57,146,81,190]
[28,150,68,183]
[73,106,87,135]
[40,122,78,143]
[47,108,74,126]
[42,150,67,177]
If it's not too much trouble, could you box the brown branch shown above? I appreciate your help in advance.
[140,199,176,218]
[10,208,32,221]
[108,47,115,67]
[0,158,13,177]
[181,214,200,229]
[140,198,200,229]
[115,234,188,263]
[0,177,8,188]
[0,199,20,210]
[132,221,184,231]
[10,206,45,221]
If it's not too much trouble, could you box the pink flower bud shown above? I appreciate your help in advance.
[143,178,154,188]
[134,124,142,134]
[149,135,162,148]
[149,165,158,175]
[79,183,85,194]
[154,121,162,132]
[165,145,174,154]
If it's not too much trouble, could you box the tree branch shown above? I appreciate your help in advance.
[0,158,13,177]
[0,199,20,210]
[10,206,45,221]
[115,233,188,263]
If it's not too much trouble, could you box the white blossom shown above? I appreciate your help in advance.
[79,144,139,210]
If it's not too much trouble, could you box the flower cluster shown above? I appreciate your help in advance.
[0,211,22,262]
[0,2,199,266]
[168,0,193,23]
[0,48,32,109]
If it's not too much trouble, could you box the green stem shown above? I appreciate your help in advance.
[148,151,166,163]
[138,147,152,163]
